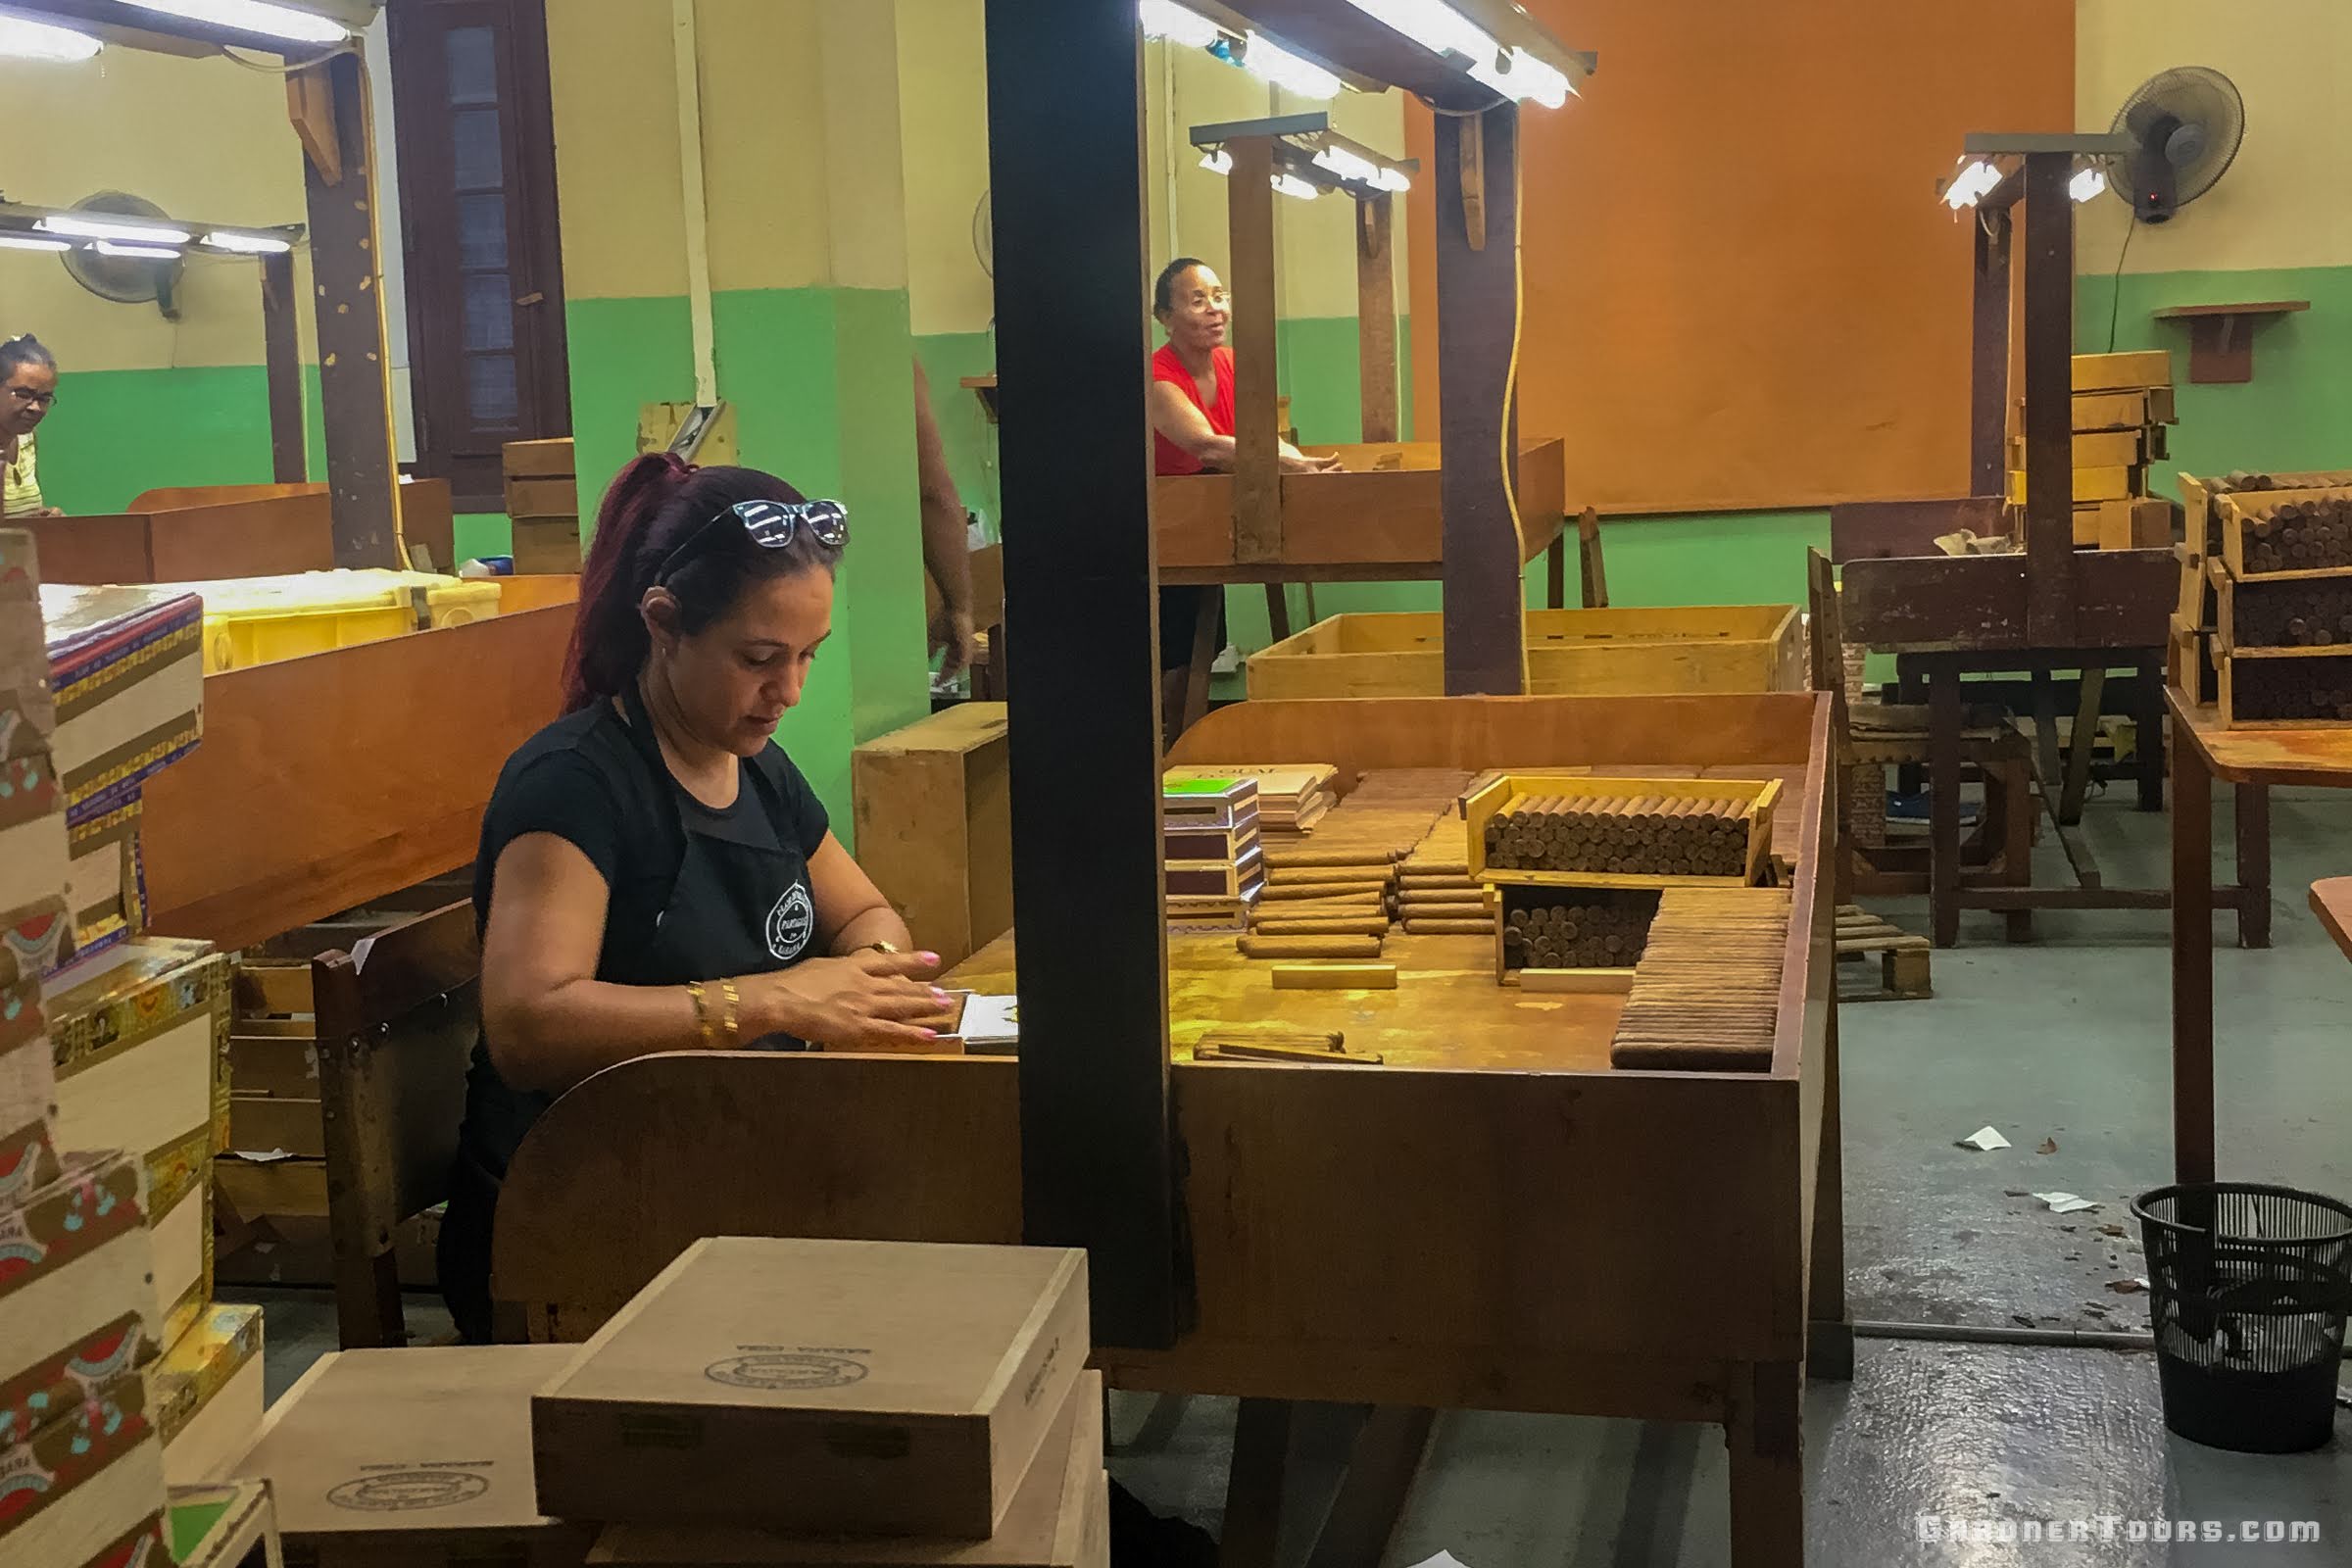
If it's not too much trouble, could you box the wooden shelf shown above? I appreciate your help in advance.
[2310,877,2352,963]
[2153,300,2310,384]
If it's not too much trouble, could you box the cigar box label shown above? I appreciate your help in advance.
[0,1312,144,1446]
[702,1350,870,1391]
[0,695,57,761]
[50,946,226,1078]
[0,1122,59,1210]
[0,901,68,990]
[326,1465,495,1511]
[0,1154,144,1307]
[0,974,42,1056]
[0,1367,151,1534]
[76,1512,167,1568]
[0,755,59,835]
[148,1303,261,1445]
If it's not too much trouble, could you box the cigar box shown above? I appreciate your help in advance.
[2,894,71,991]
[1,1429,168,1568]
[49,940,231,1344]
[0,530,55,750]
[37,582,204,817]
[0,750,69,924]
[2,964,60,1201]
[64,1508,169,1568]
[149,1302,265,1485]
[1161,776,1258,831]
[1162,843,1262,899]
[0,1334,154,1543]
[167,1479,279,1568]
[0,1150,157,1387]
[534,1238,1090,1538]
[586,1373,1109,1567]
[65,793,146,970]
[236,1345,591,1568]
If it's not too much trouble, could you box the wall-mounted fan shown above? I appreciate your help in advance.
[972,188,994,278]
[60,192,185,318]
[2103,67,2244,223]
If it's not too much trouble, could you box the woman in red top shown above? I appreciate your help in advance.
[1147,258,1340,681]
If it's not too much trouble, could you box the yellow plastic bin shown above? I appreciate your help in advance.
[191,570,503,673]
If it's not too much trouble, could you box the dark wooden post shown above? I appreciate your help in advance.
[1435,103,1527,695]
[1225,135,1283,565]
[1968,206,2010,499]
[983,0,1180,1349]
[260,250,307,485]
[1356,192,1398,443]
[2021,151,2076,645]
[290,51,402,567]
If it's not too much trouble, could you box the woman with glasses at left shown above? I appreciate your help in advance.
[2,336,62,518]
[436,455,946,1343]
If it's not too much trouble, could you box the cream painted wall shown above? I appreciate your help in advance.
[2077,0,2352,273]
[898,0,995,337]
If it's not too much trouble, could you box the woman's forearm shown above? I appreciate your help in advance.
[485,977,707,1094]
[828,902,915,957]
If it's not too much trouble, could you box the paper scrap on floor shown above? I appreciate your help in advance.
[1958,1126,2012,1152]
[1406,1555,1475,1568]
[2034,1192,2101,1213]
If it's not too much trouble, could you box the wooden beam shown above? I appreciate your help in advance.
[2021,151,2077,645]
[294,52,402,568]
[1969,207,2010,499]
[1226,136,1283,565]
[285,66,343,186]
[982,0,1180,1350]
[1434,103,1526,694]
[1355,193,1399,443]
[260,250,307,485]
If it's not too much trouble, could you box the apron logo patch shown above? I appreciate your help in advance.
[766,881,814,961]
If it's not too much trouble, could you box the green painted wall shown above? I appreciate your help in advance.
[564,294,699,524]
[1273,315,1414,450]
[912,329,1002,539]
[2075,264,2352,495]
[33,365,327,515]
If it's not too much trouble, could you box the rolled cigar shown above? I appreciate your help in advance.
[1259,881,1388,902]
[1268,865,1396,886]
[1404,918,1496,935]
[1251,917,1394,937]
[1262,846,1402,869]
[1237,935,1383,959]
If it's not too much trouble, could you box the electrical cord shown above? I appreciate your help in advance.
[2106,217,2137,352]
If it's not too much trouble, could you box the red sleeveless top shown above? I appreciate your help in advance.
[1151,343,1236,476]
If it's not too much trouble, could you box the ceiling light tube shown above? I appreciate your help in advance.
[1138,0,1222,50]
[1340,0,1496,66]
[1468,46,1572,109]
[1270,172,1323,201]
[121,0,350,45]
[1199,148,1234,175]
[201,229,295,254]
[2069,167,2107,203]
[1241,32,1341,99]
[37,214,194,245]
[0,234,73,252]
[1941,159,2002,211]
[1310,145,1410,193]
[93,241,183,260]
[0,15,103,61]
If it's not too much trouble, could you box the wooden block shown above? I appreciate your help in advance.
[1517,967,1637,994]
[2008,466,2136,504]
[1271,963,1398,991]
[2009,429,2144,468]
[853,705,1009,968]
[504,476,578,518]
[2069,388,2175,431]
[533,1238,1090,1536]
[2072,350,2171,392]
[227,1094,324,1159]
[511,515,582,574]
[1237,935,1383,959]
[501,437,575,478]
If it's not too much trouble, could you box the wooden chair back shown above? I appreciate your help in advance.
[1805,548,1844,698]
[1577,507,1609,609]
[313,900,480,1348]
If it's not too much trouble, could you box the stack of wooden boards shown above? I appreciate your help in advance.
[2010,351,2179,551]
[504,437,581,574]
[1,534,263,1513]
[231,1238,1107,1567]
[2172,469,2352,725]
[1608,887,1790,1071]
[1161,776,1264,932]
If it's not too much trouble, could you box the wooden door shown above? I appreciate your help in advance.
[389,0,569,513]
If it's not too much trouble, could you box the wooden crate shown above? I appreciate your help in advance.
[2218,649,2352,728]
[1247,606,1804,701]
[511,515,582,575]
[851,704,1010,967]
[2007,466,2140,505]
[2008,429,2151,468]
[1461,771,1780,889]
[1493,885,1657,986]
[2072,350,2172,392]
[2070,387,2177,431]
[2216,568,2352,656]
[2215,489,2352,578]
[2072,498,2175,551]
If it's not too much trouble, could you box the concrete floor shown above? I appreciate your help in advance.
[239,787,2352,1564]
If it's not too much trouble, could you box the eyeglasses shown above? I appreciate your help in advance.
[656,498,849,584]
[5,386,54,411]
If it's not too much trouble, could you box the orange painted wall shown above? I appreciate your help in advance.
[1404,1,2074,514]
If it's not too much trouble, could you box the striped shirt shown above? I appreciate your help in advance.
[1,433,39,517]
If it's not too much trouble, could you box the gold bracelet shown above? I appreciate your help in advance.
[686,980,715,1048]
[717,978,741,1048]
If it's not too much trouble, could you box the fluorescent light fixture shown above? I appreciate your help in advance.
[1199,148,1234,175]
[93,240,183,260]
[1241,31,1340,98]
[1468,46,1571,109]
[0,15,102,61]
[36,214,194,245]
[201,229,294,254]
[121,0,350,45]
[1138,0,1221,49]
[1270,172,1322,201]
[1941,159,2002,210]
[1341,0,1496,65]
[1310,144,1410,193]
[0,234,73,252]
[2069,166,2107,203]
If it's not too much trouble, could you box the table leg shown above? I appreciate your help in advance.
[2233,784,2272,949]
[2136,660,2167,811]
[1930,665,1962,948]
[2172,737,2216,1185]
[2061,666,2106,822]
[1547,531,1568,610]
[1262,583,1292,644]
[1807,999,1854,1382]
[2032,668,2066,822]
[1301,1407,1436,1568]
[1180,590,1220,740]
[2001,753,2034,944]
[1219,1398,1294,1568]
[1726,1361,1805,1568]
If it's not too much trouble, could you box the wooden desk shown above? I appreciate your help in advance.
[2309,878,2352,963]
[491,691,1840,1568]
[2168,690,2352,1184]
[23,479,457,584]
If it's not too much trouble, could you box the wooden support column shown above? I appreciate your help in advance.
[1968,207,2010,499]
[290,51,403,568]
[1355,192,1399,443]
[1226,135,1283,564]
[1434,104,1527,695]
[259,249,307,485]
[2021,152,2076,646]
[983,0,1179,1349]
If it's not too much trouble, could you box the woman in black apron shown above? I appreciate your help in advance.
[438,455,947,1343]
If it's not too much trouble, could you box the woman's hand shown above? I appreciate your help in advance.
[749,949,949,1050]
[1280,450,1345,474]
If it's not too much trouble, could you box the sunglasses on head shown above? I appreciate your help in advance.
[656,498,849,584]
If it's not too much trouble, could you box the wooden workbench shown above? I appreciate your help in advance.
[2167,688,2352,1186]
[490,691,1840,1568]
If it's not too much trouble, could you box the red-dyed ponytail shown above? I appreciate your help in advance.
[558,455,840,712]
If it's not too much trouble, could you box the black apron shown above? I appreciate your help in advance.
[440,687,818,1340]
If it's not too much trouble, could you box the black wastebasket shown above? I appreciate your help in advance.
[2133,1182,2352,1453]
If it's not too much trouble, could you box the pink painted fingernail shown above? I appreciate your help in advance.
[919,1028,939,1039]
[931,988,953,1004]
[919,952,941,965]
